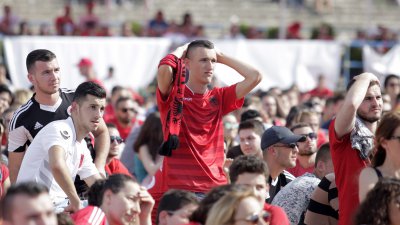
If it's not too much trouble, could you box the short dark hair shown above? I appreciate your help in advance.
[156,189,198,224]
[73,81,106,103]
[240,109,262,122]
[0,84,13,104]
[87,174,136,206]
[238,119,265,136]
[229,155,269,183]
[26,49,57,72]
[115,96,133,109]
[185,40,214,58]
[1,182,49,221]
[315,143,331,168]
[384,74,400,89]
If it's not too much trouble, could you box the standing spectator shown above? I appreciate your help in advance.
[105,96,139,140]
[383,74,400,110]
[133,112,163,185]
[1,182,57,225]
[77,57,105,88]
[304,173,338,225]
[287,123,318,177]
[148,10,169,37]
[0,5,19,35]
[8,49,109,184]
[72,174,154,225]
[55,5,75,36]
[105,123,131,177]
[261,126,306,203]
[329,72,382,225]
[16,81,104,213]
[271,143,334,224]
[359,111,400,201]
[307,75,334,99]
[149,40,261,221]
[78,1,100,36]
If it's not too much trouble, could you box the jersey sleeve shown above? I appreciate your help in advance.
[220,84,244,115]
[7,126,30,152]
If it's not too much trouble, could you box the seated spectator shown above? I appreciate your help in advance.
[229,155,290,224]
[156,189,199,225]
[355,178,400,225]
[0,84,13,115]
[104,85,132,121]
[272,143,334,224]
[304,173,338,225]
[261,126,306,203]
[55,4,75,36]
[72,174,154,225]
[384,74,400,110]
[0,63,14,91]
[133,112,163,185]
[205,186,269,225]
[1,182,57,225]
[223,113,239,151]
[18,20,32,35]
[78,1,100,36]
[148,10,169,37]
[105,123,131,177]
[359,112,400,202]
[287,123,318,177]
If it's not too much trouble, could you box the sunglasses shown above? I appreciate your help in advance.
[120,108,136,113]
[110,136,123,144]
[300,132,317,140]
[236,211,270,224]
[274,143,298,149]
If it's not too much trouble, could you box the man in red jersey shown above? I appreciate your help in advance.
[329,72,382,225]
[149,40,262,221]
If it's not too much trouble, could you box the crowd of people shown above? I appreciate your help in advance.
[0,39,400,225]
[1,2,399,42]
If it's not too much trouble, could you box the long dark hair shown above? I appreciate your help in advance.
[133,112,163,161]
[372,112,400,167]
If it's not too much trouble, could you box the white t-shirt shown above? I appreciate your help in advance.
[17,117,98,203]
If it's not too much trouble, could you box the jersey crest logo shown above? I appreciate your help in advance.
[34,122,43,130]
[60,130,70,140]
[209,96,218,106]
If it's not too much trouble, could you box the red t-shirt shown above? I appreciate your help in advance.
[104,117,134,140]
[329,119,369,225]
[265,203,290,225]
[105,158,132,177]
[1,164,9,197]
[149,84,243,221]
[103,103,115,122]
[286,159,314,177]
[72,206,106,225]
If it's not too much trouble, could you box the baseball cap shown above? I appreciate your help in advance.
[77,58,93,67]
[261,126,306,150]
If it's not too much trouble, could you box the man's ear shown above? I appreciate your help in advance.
[158,210,169,225]
[103,189,112,205]
[27,73,34,83]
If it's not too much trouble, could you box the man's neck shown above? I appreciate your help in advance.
[34,91,60,105]
[364,120,378,134]
[267,158,284,180]
[297,154,316,169]
[186,81,208,94]
[71,116,87,142]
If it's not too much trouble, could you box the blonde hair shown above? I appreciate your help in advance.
[205,186,256,225]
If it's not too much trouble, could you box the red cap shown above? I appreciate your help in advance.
[78,58,93,67]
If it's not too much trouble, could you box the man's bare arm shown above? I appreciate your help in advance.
[49,145,81,212]
[92,119,109,177]
[8,151,25,183]
[334,73,380,138]
[216,51,262,99]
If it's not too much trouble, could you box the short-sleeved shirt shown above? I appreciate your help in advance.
[305,173,339,225]
[72,205,106,225]
[105,158,132,177]
[329,119,369,225]
[151,84,243,193]
[271,173,321,224]
[8,89,74,152]
[16,117,98,202]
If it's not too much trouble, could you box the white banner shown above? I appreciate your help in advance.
[4,37,342,93]
[363,45,400,82]
[4,36,172,92]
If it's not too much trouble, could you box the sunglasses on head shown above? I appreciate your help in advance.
[120,108,136,113]
[300,132,317,140]
[110,136,123,144]
[237,211,270,224]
